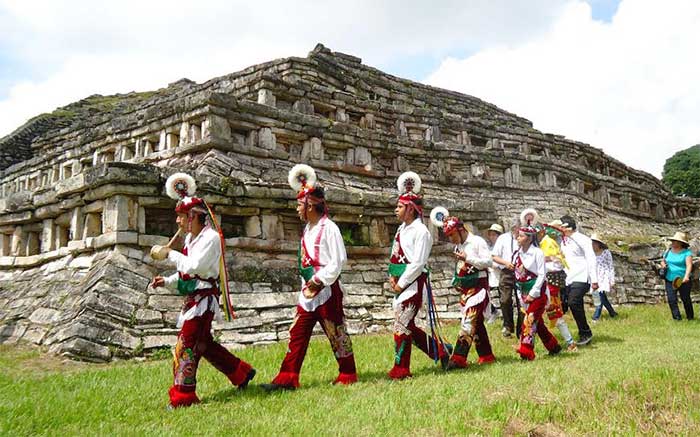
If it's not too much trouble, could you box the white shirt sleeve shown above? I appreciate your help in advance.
[167,231,221,279]
[580,234,598,284]
[163,272,179,289]
[397,225,432,289]
[529,249,546,298]
[466,236,493,270]
[313,223,347,286]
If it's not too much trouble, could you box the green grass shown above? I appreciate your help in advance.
[2,305,700,436]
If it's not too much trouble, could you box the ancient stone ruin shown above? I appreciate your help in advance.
[1,44,697,361]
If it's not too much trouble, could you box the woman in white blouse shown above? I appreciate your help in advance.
[591,234,618,321]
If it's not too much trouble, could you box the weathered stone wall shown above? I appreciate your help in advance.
[1,43,697,361]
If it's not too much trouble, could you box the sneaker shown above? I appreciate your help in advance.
[502,327,513,338]
[260,383,296,392]
[548,344,562,356]
[566,342,578,352]
[577,335,593,346]
[238,368,256,390]
[591,318,599,324]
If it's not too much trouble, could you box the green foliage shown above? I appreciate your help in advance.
[341,227,356,246]
[2,306,700,434]
[662,144,700,197]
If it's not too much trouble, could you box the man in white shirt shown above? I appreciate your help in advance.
[559,215,596,345]
[432,210,496,369]
[387,172,449,379]
[151,173,255,408]
[490,217,522,337]
[486,224,504,323]
[263,165,357,390]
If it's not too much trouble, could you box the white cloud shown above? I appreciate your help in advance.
[425,0,700,178]
[0,0,569,138]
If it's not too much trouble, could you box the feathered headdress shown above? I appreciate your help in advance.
[166,173,206,214]
[397,171,423,217]
[519,208,540,235]
[163,172,235,321]
[430,206,463,236]
[289,164,327,216]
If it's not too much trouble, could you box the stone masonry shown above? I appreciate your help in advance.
[1,43,698,361]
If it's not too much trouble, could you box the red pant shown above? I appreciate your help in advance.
[169,299,253,407]
[517,293,560,360]
[271,282,357,387]
[389,274,445,379]
[450,287,495,367]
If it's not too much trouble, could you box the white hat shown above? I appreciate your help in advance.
[669,231,689,245]
[590,233,606,246]
[488,223,504,234]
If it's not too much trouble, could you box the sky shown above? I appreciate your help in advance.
[1,0,698,178]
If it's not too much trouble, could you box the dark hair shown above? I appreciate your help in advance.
[310,187,326,214]
[560,215,577,231]
[412,198,423,218]
[193,212,208,226]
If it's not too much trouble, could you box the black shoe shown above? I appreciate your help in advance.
[238,368,256,390]
[260,383,296,392]
[577,335,593,346]
[548,344,562,356]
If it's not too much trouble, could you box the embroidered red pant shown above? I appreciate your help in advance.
[271,282,357,387]
[450,283,495,367]
[389,274,446,379]
[517,293,560,360]
[169,302,253,407]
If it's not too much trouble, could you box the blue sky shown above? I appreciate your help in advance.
[2,0,699,179]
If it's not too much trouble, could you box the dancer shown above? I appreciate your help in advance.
[387,172,449,379]
[150,172,255,408]
[262,164,357,390]
[430,207,496,369]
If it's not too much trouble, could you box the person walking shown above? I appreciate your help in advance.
[660,232,694,320]
[590,233,618,321]
[559,215,596,346]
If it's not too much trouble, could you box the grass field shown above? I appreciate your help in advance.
[2,304,700,436]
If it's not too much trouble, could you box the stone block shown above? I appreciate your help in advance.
[29,307,61,324]
[261,215,284,240]
[233,292,297,309]
[258,128,276,150]
[202,114,231,141]
[244,216,262,238]
[54,337,111,362]
[257,89,276,107]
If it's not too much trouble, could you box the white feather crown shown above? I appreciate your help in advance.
[397,171,422,194]
[430,206,449,227]
[288,164,317,192]
[520,208,540,227]
[166,173,197,200]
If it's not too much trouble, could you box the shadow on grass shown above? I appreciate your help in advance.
[588,333,624,344]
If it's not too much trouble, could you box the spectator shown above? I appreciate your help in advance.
[660,232,694,320]
[590,234,618,321]
[559,215,596,346]
[491,217,522,337]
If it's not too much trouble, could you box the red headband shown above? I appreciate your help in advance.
[398,192,423,217]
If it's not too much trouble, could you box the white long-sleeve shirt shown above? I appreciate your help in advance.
[163,225,223,327]
[595,249,615,292]
[459,233,493,272]
[298,217,347,312]
[561,231,598,286]
[394,219,432,305]
[516,244,546,298]
[165,225,221,290]
[491,231,517,270]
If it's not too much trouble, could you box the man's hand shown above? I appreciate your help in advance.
[453,250,466,261]
[683,276,690,284]
[524,295,535,304]
[150,276,165,288]
[591,282,599,290]
[389,276,402,294]
[506,262,515,270]
[303,278,323,298]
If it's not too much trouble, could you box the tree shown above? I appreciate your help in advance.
[662,144,700,197]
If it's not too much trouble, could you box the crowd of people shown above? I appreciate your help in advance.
[149,167,693,408]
